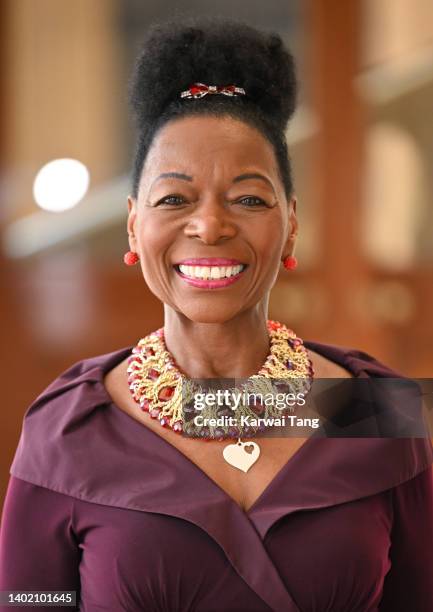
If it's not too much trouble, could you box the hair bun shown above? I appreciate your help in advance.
[129,17,298,132]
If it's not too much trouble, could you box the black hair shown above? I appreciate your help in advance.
[128,17,298,199]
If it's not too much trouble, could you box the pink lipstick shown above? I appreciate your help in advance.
[173,258,248,290]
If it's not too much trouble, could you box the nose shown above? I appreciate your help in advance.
[184,197,237,244]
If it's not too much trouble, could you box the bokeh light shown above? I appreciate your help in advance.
[33,158,90,212]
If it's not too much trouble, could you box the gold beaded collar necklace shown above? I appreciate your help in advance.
[127,320,314,472]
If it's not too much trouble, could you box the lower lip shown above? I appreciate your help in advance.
[174,266,247,289]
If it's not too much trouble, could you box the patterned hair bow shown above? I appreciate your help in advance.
[180,83,246,99]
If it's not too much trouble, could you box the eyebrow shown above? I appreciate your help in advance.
[232,173,274,189]
[153,171,274,188]
[154,172,193,183]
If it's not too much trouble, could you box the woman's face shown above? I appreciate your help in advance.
[127,115,298,323]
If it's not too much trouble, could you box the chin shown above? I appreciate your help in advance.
[178,305,241,325]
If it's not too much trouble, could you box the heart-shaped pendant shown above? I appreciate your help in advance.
[222,439,260,473]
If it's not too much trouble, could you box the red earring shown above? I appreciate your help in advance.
[123,251,139,266]
[283,255,297,270]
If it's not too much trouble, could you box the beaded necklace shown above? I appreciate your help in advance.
[127,320,314,472]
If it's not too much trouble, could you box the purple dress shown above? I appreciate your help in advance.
[0,340,432,612]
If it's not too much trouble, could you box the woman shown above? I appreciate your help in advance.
[1,18,432,612]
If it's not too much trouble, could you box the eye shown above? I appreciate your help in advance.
[155,194,187,206]
[236,196,268,207]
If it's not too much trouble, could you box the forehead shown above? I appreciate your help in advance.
[141,115,278,180]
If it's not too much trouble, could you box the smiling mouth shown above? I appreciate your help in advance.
[173,263,248,281]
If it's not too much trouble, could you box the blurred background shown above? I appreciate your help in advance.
[1,0,432,503]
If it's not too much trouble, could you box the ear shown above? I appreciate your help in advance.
[127,195,139,252]
[282,195,298,256]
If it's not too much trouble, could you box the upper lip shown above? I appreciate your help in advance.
[174,258,246,266]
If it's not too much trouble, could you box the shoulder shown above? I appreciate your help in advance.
[304,339,404,378]
[306,347,354,379]
[305,339,433,461]
[21,345,134,417]
[9,345,132,488]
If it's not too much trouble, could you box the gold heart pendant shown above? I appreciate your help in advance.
[222,439,261,473]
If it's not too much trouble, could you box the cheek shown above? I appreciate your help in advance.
[136,215,173,285]
[251,215,285,259]
[249,216,286,289]
[137,210,174,253]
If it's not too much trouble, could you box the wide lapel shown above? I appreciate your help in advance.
[248,435,433,540]
[248,340,433,539]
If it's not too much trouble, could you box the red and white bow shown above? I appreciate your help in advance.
[180,83,246,99]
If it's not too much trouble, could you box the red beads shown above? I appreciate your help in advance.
[140,398,150,412]
[189,83,208,96]
[283,255,298,270]
[123,251,139,266]
[147,368,160,380]
[268,320,282,331]
[158,386,175,401]
[173,421,183,433]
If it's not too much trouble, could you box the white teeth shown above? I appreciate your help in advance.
[226,265,243,277]
[178,264,245,279]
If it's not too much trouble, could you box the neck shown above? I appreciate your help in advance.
[163,308,272,378]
